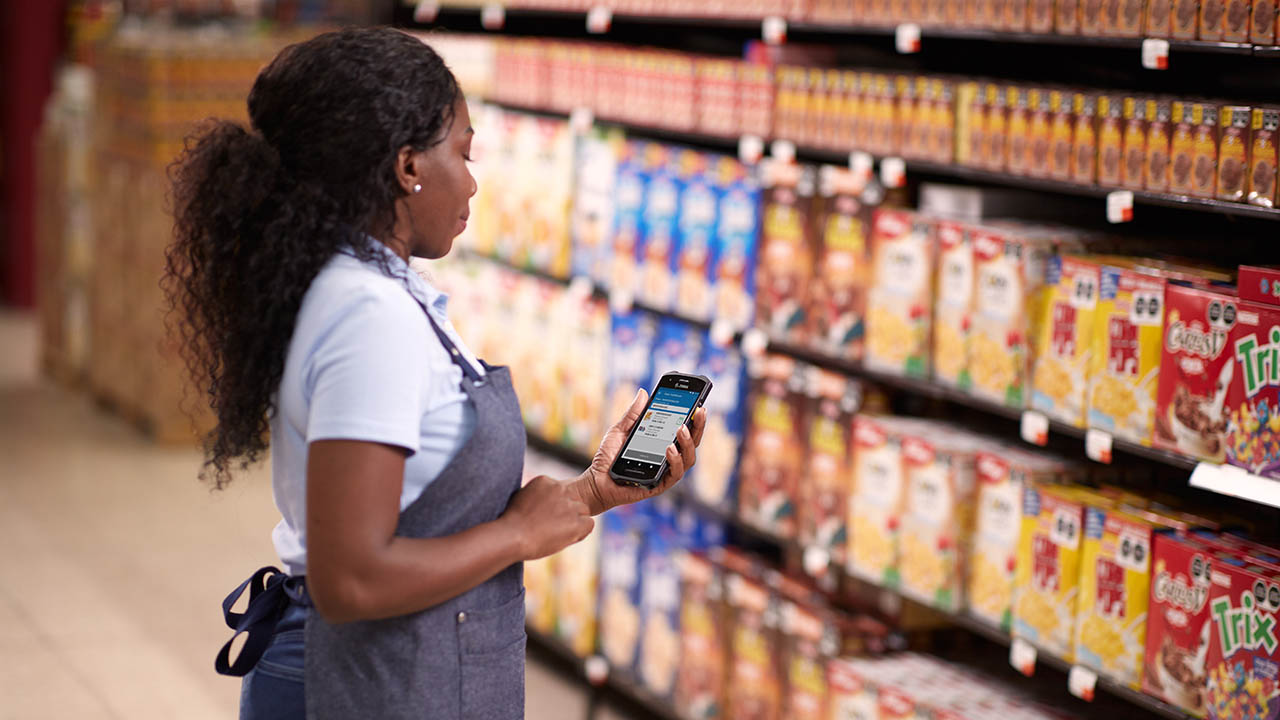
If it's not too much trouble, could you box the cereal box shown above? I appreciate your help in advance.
[712,157,761,331]
[808,167,871,361]
[1144,533,1224,715]
[1172,100,1199,195]
[1122,97,1149,190]
[606,309,657,437]
[932,221,975,389]
[984,84,1009,172]
[651,317,704,378]
[1031,0,1057,29]
[1194,103,1221,199]
[675,552,728,720]
[1224,299,1280,479]
[866,209,935,378]
[1154,284,1238,462]
[1225,0,1252,39]
[1032,255,1104,427]
[1050,90,1075,182]
[600,504,649,671]
[1249,108,1279,209]
[1204,558,1280,720]
[1007,86,1032,176]
[1202,0,1227,38]
[969,448,1064,630]
[1253,0,1278,42]
[555,517,601,657]
[1240,266,1280,307]
[898,425,987,613]
[1147,98,1174,194]
[1087,265,1167,446]
[571,127,621,285]
[610,141,648,295]
[1219,105,1253,202]
[1148,0,1175,34]
[1075,505,1164,688]
[1059,0,1081,31]
[1072,92,1099,185]
[799,370,863,567]
[726,566,784,720]
[781,596,833,720]
[1174,0,1202,36]
[739,355,809,539]
[1097,94,1125,187]
[849,416,934,588]
[638,503,685,699]
[525,555,557,635]
[756,161,817,345]
[1082,0,1106,33]
[638,144,684,311]
[690,340,748,514]
[970,226,1052,408]
[674,150,719,321]
[1013,483,1087,662]
[1029,88,1054,178]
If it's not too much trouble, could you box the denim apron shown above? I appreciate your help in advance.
[217,298,528,720]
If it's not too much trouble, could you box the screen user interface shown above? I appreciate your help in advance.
[620,386,700,470]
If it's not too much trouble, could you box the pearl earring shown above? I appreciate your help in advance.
[413,184,422,193]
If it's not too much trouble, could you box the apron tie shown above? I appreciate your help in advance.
[215,566,309,677]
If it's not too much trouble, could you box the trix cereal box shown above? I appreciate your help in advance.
[1144,533,1222,716]
[755,160,817,345]
[1204,557,1280,720]
[799,370,863,567]
[1075,504,1164,689]
[866,209,935,379]
[712,157,761,331]
[1225,297,1280,479]
[1013,483,1088,662]
[1087,265,1167,446]
[808,166,871,362]
[1033,256,1105,427]
[932,221,975,390]
[739,355,809,539]
[1154,284,1238,463]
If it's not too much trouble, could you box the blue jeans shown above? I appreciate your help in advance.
[239,602,308,720]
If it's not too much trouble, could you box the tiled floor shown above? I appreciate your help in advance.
[0,310,638,720]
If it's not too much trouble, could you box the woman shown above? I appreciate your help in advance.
[164,27,704,720]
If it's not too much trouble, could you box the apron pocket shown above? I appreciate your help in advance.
[456,589,526,719]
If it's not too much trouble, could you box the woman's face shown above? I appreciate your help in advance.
[406,97,477,259]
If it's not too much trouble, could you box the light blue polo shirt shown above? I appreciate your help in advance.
[269,242,485,576]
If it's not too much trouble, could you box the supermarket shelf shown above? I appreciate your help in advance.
[414,5,1278,57]
[484,99,1280,223]
[524,626,683,720]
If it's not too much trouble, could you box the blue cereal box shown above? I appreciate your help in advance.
[599,503,649,671]
[712,158,761,332]
[606,310,657,437]
[674,150,719,321]
[639,144,684,311]
[689,339,748,513]
[571,127,623,285]
[637,500,684,699]
[609,141,648,296]
[651,317,705,379]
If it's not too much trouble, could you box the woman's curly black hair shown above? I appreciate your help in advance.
[163,27,459,487]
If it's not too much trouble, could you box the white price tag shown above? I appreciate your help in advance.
[1068,665,1099,701]
[849,151,874,181]
[584,655,610,686]
[1010,637,1038,677]
[1106,190,1134,223]
[881,156,906,188]
[1130,289,1163,326]
[1142,38,1170,70]
[481,3,505,30]
[609,287,634,314]
[740,328,770,359]
[878,588,903,616]
[803,546,832,577]
[413,0,440,22]
[896,23,922,54]
[1189,462,1280,509]
[709,319,736,348]
[568,275,594,300]
[586,6,612,33]
[1021,410,1049,447]
[738,134,765,165]
[763,16,788,44]
[1085,428,1113,464]
[771,139,797,164]
[570,107,595,135]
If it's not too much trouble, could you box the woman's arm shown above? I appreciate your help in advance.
[306,439,593,624]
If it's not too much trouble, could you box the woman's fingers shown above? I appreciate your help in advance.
[690,407,708,446]
[664,442,686,484]
[677,424,697,472]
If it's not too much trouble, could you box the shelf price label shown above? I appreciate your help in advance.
[1020,410,1050,446]
[1085,428,1113,464]
[1068,665,1099,702]
[609,287,634,314]
[1142,38,1170,70]
[1189,462,1280,509]
[1010,637,1038,677]
[570,107,595,135]
[586,6,612,33]
[771,139,797,164]
[849,151,874,183]
[481,3,506,30]
[803,545,832,577]
[413,0,440,22]
[763,16,788,45]
[881,157,906,188]
[740,328,770,359]
[1107,190,1134,223]
[896,23,922,54]
[739,134,765,165]
[568,275,594,300]
[584,655,610,686]
[709,319,736,348]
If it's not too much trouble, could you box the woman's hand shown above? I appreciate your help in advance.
[501,475,595,561]
[572,389,707,516]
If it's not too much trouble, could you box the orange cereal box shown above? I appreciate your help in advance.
[1050,89,1076,181]
[1250,108,1279,209]
[1147,98,1174,193]
[1098,94,1125,187]
[1172,100,1200,195]
[1072,92,1099,184]
[1218,105,1252,203]
[1122,96,1149,190]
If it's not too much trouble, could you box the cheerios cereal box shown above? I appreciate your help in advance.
[799,370,864,567]
[1153,284,1238,463]
[1225,298,1280,479]
[932,221,975,389]
[1032,255,1105,427]
[848,416,911,588]
[1204,556,1280,720]
[866,209,936,378]
[675,552,728,720]
[1013,483,1089,662]
[1087,265,1167,446]
[969,226,1054,408]
[969,448,1063,630]
[739,355,810,539]
[1075,504,1164,689]
[898,425,990,613]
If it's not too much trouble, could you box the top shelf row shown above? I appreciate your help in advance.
[407,2,1280,55]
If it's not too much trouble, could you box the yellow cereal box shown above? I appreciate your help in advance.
[1032,255,1105,427]
[1075,505,1163,689]
[849,416,935,588]
[1087,265,1167,446]
[866,209,935,379]
[555,519,601,658]
[525,555,557,635]
[1013,483,1088,661]
[969,448,1064,630]
[932,221,974,389]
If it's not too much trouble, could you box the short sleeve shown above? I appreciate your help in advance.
[303,291,428,453]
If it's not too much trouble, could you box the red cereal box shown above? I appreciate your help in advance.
[1224,298,1280,479]
[1154,284,1240,463]
[1204,558,1280,720]
[1240,266,1280,308]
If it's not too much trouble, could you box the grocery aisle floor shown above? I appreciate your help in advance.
[0,310,638,720]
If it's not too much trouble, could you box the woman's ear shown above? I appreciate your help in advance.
[394,146,421,195]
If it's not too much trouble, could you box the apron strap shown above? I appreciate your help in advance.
[214,566,309,677]
[406,292,486,385]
